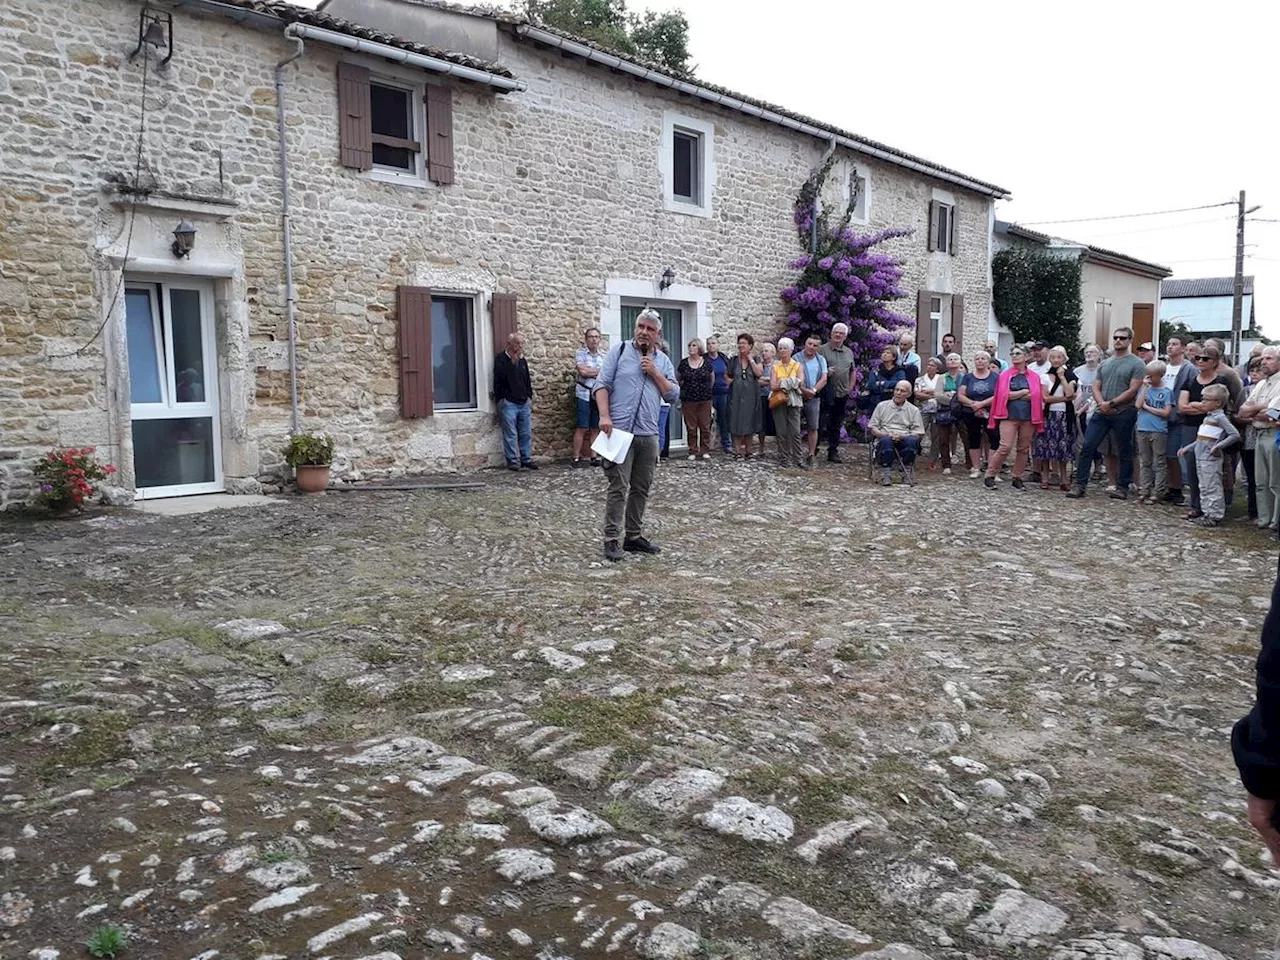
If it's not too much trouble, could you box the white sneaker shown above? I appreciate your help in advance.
[1105,484,1117,493]
[969,468,980,479]
[701,453,712,461]
[687,454,696,460]
[994,475,1003,483]
[942,467,952,476]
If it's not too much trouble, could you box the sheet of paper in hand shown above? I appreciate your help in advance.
[591,427,634,464]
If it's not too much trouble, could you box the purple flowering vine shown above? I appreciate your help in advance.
[780,156,914,386]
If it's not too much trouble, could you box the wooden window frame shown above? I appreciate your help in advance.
[368,77,426,183]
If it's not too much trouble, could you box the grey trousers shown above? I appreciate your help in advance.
[1194,440,1226,521]
[1257,431,1280,528]
[603,433,659,542]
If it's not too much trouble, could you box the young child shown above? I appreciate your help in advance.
[1135,360,1173,504]
[1176,383,1240,527]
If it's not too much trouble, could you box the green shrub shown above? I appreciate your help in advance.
[283,432,334,467]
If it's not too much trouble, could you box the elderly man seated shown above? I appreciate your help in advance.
[870,379,925,486]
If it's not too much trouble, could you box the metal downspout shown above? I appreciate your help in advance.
[275,29,305,434]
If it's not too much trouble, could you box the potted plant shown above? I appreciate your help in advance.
[283,432,334,494]
[32,447,117,515]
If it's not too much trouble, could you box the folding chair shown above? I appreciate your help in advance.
[866,437,909,484]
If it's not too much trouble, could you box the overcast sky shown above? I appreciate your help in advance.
[495,0,1278,331]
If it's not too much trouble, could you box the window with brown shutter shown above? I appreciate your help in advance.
[338,62,373,171]
[927,200,939,252]
[491,293,518,351]
[950,294,965,354]
[425,84,455,185]
[948,205,958,257]
[398,285,433,417]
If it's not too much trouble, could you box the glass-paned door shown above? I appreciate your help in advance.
[126,279,222,498]
[621,304,684,443]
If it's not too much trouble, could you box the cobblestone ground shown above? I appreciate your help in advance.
[1,458,1278,960]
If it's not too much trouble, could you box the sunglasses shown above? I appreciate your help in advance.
[1195,356,1214,362]
[1113,335,1130,341]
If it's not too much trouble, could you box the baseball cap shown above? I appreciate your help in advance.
[1031,340,1048,349]
[1138,341,1155,351]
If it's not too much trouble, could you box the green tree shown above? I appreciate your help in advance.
[523,0,693,76]
[992,248,1083,360]
[1158,319,1195,350]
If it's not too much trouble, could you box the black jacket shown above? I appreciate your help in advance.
[493,351,532,404]
[1233,554,1280,800]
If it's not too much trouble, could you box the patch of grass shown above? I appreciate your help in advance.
[319,679,383,711]
[360,642,400,666]
[730,763,866,821]
[38,711,133,775]
[142,614,228,653]
[1074,875,1115,909]
[85,923,127,958]
[530,689,672,753]
[392,679,480,710]
[601,798,660,833]
[93,772,135,791]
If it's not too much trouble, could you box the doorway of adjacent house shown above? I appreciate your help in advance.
[621,302,685,445]
[124,277,222,498]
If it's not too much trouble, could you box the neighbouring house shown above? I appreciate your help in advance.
[0,0,1010,505]
[1159,276,1261,360]
[992,221,1171,355]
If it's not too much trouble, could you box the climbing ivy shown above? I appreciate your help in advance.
[992,248,1083,359]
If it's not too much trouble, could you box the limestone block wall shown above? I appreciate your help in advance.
[0,0,998,506]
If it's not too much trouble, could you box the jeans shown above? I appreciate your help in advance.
[821,393,849,455]
[1074,407,1137,489]
[712,393,732,451]
[658,405,670,458]
[682,400,712,455]
[1136,430,1169,500]
[987,419,1033,479]
[499,398,532,464]
[876,435,920,466]
[603,434,659,542]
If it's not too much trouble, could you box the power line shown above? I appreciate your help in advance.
[1077,214,1237,239]
[1018,201,1236,226]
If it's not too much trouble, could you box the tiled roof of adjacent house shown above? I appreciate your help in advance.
[192,0,515,75]
[1162,276,1256,298]
[509,20,1012,198]
[1082,243,1171,279]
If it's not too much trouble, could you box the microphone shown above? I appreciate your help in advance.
[639,343,650,356]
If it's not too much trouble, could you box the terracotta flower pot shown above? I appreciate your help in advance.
[295,463,331,494]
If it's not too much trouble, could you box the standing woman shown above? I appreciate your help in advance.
[1074,344,1103,477]
[726,333,763,458]
[770,337,805,468]
[756,342,777,457]
[676,337,714,461]
[934,353,965,475]
[984,344,1043,490]
[1036,345,1078,489]
[958,351,1001,479]
[1178,345,1228,520]
[914,356,945,468]
[705,335,732,454]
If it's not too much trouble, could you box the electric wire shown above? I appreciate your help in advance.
[1018,201,1237,226]
[50,51,150,359]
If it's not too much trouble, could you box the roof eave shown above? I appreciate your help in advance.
[1082,248,1172,280]
[512,23,1010,200]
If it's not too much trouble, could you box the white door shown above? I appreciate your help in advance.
[125,278,222,498]
[621,302,685,444]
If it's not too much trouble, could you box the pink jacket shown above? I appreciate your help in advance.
[990,365,1045,432]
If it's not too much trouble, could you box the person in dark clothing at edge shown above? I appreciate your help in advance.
[493,331,537,472]
[1233,557,1280,865]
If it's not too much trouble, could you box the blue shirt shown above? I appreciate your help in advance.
[597,341,679,436]
[799,353,828,390]
[1006,373,1032,421]
[708,354,730,395]
[1137,385,1173,433]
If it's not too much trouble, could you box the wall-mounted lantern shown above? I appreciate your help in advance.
[171,220,196,258]
[659,266,676,291]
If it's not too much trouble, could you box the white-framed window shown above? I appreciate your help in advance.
[431,293,479,410]
[848,167,869,223]
[934,202,954,253]
[662,111,715,218]
[930,296,943,352]
[369,75,426,185]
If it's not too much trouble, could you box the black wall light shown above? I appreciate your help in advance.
[171,220,196,258]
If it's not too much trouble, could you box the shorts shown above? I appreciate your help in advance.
[575,397,600,429]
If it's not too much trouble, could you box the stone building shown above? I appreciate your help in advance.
[0,0,1009,504]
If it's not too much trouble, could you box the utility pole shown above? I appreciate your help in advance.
[1231,190,1246,366]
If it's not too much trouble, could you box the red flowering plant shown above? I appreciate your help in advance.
[32,447,117,512]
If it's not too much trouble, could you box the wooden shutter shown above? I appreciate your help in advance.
[398,285,433,418]
[1132,302,1154,346]
[337,63,373,171]
[949,205,958,256]
[927,200,939,252]
[492,293,518,350]
[916,291,935,359]
[425,84,455,185]
[950,294,965,354]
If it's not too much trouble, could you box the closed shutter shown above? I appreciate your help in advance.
[916,291,935,359]
[949,205,958,256]
[399,285,433,417]
[927,200,939,252]
[1132,303,1154,346]
[425,84,455,185]
[337,63,373,171]
[950,294,965,355]
[492,293,518,350]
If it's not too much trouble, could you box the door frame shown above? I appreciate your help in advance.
[125,274,223,499]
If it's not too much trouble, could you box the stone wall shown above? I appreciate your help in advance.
[0,0,998,505]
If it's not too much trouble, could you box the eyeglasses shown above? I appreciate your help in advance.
[1195,356,1214,363]
[1113,335,1130,341]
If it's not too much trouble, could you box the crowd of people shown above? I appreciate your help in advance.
[490,315,1280,558]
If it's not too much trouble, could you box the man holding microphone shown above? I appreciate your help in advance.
[594,308,679,562]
